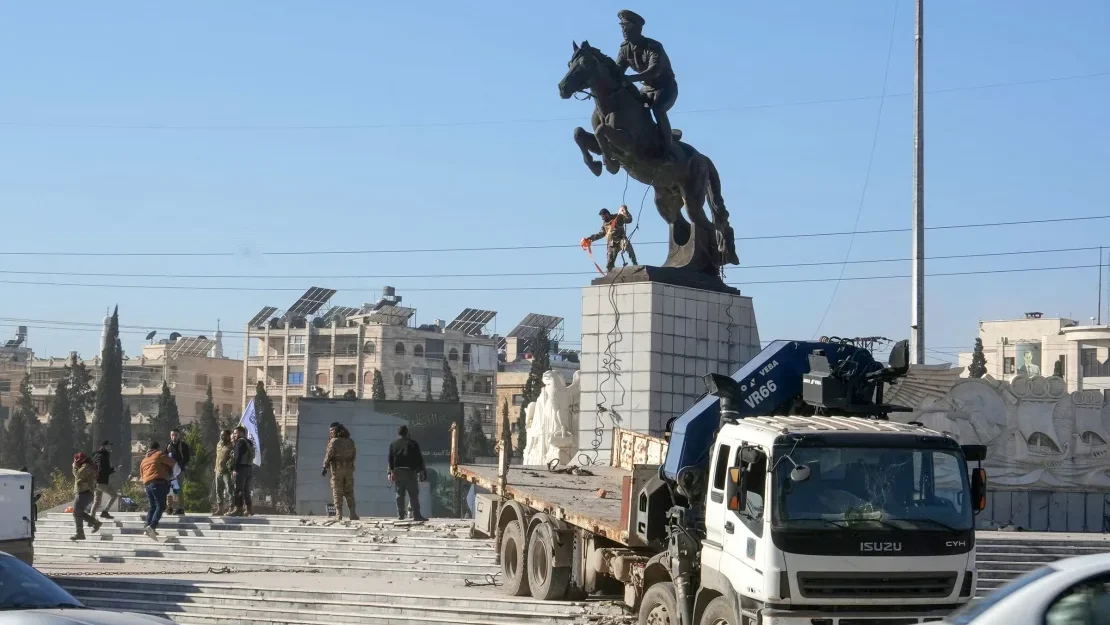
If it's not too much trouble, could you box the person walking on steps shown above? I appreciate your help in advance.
[70,453,103,541]
[581,205,636,273]
[323,422,358,521]
[230,426,255,517]
[212,429,234,515]
[140,441,176,540]
[166,428,191,515]
[388,425,427,522]
[90,440,119,519]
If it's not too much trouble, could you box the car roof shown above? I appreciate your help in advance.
[1047,552,1110,572]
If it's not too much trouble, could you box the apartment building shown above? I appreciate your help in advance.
[27,325,243,435]
[242,287,500,439]
[957,312,1110,392]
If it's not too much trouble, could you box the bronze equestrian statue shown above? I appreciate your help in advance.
[559,27,738,278]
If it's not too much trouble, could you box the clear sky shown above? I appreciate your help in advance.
[1,1,1108,365]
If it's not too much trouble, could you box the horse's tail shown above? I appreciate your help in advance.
[705,157,727,223]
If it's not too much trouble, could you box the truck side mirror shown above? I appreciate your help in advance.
[971,468,987,513]
[727,467,747,512]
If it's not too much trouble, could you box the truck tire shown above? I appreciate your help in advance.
[527,522,570,600]
[500,519,531,596]
[700,596,738,625]
[639,581,677,625]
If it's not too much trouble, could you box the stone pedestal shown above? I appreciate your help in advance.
[577,280,760,463]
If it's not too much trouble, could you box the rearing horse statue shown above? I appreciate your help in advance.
[558,41,739,277]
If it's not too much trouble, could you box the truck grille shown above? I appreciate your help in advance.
[797,572,957,599]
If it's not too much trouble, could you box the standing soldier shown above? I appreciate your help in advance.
[323,422,358,521]
[615,10,680,159]
[388,425,428,522]
[212,429,234,515]
[581,205,637,273]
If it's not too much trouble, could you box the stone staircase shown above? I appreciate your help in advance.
[35,513,499,582]
[975,531,1110,596]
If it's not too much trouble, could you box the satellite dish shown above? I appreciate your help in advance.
[197,335,207,340]
[145,331,157,341]
[169,332,182,341]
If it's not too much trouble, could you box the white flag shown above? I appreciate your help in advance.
[239,398,263,467]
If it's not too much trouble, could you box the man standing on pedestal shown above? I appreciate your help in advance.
[581,205,636,272]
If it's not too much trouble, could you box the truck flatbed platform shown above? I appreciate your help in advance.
[454,462,631,542]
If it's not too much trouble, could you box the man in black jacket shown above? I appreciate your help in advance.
[90,440,119,519]
[388,425,427,522]
[230,426,254,517]
[166,428,192,515]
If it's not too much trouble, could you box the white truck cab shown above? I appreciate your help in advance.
[701,415,978,625]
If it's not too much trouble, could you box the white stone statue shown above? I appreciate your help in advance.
[523,370,581,466]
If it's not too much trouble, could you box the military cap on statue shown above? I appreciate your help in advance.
[617,10,645,27]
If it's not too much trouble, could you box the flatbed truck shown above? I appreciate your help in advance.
[453,339,988,625]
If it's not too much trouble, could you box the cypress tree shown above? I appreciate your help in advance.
[44,373,73,475]
[439,359,460,403]
[463,410,492,461]
[518,330,551,454]
[423,375,433,402]
[69,360,94,453]
[371,370,386,400]
[253,382,283,495]
[198,382,220,451]
[969,338,988,379]
[92,308,123,452]
[1,375,37,472]
[149,381,180,446]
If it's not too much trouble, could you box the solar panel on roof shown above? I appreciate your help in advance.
[508,313,563,339]
[168,337,217,357]
[286,287,337,317]
[320,306,360,325]
[365,305,416,326]
[247,306,279,328]
[446,308,497,336]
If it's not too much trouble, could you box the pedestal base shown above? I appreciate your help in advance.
[577,280,760,464]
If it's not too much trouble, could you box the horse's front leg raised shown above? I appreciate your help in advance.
[573,127,604,177]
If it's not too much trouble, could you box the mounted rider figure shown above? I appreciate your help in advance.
[616,10,680,160]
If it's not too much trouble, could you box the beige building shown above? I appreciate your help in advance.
[958,312,1110,392]
[27,324,243,435]
[242,287,499,440]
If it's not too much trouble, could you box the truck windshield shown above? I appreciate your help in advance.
[772,445,973,531]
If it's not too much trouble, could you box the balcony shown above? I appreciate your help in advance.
[461,391,495,405]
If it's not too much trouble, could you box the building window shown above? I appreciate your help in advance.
[364,341,377,355]
[1056,354,1067,379]
[0,380,10,393]
[195,401,206,416]
[512,394,524,406]
[288,371,305,386]
[395,342,406,356]
[222,376,234,391]
[347,372,356,385]
[394,372,404,387]
[364,370,374,383]
[1004,357,1015,375]
[449,348,459,361]
[194,374,208,390]
[414,344,425,358]
[316,372,329,386]
[290,335,306,355]
[222,403,233,417]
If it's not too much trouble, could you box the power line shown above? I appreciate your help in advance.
[0,263,1099,293]
[0,245,1098,281]
[1,70,1105,131]
[1,214,1106,258]
[813,0,900,338]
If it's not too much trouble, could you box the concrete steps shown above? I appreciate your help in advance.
[35,513,499,582]
[54,578,625,625]
[974,532,1110,596]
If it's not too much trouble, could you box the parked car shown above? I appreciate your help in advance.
[0,551,173,623]
[945,553,1110,625]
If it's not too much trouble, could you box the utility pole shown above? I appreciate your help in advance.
[1099,246,1104,325]
[910,0,926,365]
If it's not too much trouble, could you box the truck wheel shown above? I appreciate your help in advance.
[700,596,738,625]
[639,582,677,625]
[527,522,570,600]
[500,519,530,596]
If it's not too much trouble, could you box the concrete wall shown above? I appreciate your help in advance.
[977,488,1110,533]
[295,399,433,517]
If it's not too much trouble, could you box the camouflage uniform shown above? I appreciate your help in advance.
[213,438,234,514]
[324,427,358,520]
[585,210,637,272]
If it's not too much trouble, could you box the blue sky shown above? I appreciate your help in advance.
[1,1,1108,364]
